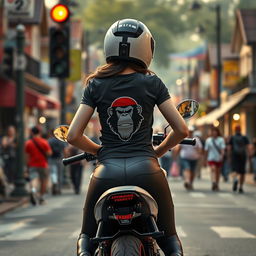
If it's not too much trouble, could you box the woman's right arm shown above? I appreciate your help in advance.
[67,104,101,155]
[154,98,189,158]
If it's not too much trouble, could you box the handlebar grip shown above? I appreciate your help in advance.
[63,152,97,166]
[62,153,87,166]
[180,138,196,146]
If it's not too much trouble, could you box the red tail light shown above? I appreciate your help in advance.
[114,214,133,220]
[111,194,135,202]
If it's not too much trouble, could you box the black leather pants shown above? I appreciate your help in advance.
[80,156,183,255]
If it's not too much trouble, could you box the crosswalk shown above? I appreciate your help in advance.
[0,218,47,241]
[0,219,255,241]
[172,191,256,199]
[0,186,255,242]
[210,226,255,239]
[4,197,72,218]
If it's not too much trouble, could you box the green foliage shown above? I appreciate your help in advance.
[238,0,256,8]
[79,0,188,67]
[76,0,252,67]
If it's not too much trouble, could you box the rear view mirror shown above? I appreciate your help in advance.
[53,125,69,142]
[176,99,199,119]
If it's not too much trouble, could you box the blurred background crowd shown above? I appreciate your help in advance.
[0,122,255,205]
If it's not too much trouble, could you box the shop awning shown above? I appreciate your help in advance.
[195,88,250,126]
[170,44,207,60]
[0,78,60,109]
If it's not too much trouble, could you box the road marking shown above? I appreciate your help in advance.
[189,192,206,198]
[218,193,234,198]
[175,203,242,208]
[0,218,47,241]
[176,226,187,238]
[0,218,33,235]
[5,198,72,218]
[211,226,256,238]
[0,228,47,241]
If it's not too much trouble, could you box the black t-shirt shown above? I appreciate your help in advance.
[229,133,249,158]
[81,72,170,161]
[48,137,66,159]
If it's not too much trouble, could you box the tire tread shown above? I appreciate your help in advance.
[111,235,144,256]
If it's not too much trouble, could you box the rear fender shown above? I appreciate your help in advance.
[94,186,158,223]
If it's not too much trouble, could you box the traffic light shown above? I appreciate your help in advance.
[49,26,70,78]
[49,3,70,78]
[2,46,14,78]
[50,4,70,23]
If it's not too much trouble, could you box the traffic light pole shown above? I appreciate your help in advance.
[11,24,28,197]
[59,78,70,186]
[59,79,66,124]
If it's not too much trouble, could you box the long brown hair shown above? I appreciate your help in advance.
[84,61,154,85]
[211,126,221,137]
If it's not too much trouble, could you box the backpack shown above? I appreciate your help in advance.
[232,135,247,156]
[49,138,64,158]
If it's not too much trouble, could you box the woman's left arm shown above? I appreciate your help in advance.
[67,104,101,155]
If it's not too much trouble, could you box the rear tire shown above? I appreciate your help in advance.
[111,235,145,256]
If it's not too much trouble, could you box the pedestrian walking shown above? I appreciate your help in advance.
[193,130,205,179]
[0,155,8,200]
[25,126,52,205]
[48,130,66,195]
[0,125,17,184]
[159,151,173,177]
[178,126,203,190]
[228,125,250,193]
[221,137,231,182]
[67,145,84,194]
[204,126,225,191]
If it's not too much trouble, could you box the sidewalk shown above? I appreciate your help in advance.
[0,196,29,215]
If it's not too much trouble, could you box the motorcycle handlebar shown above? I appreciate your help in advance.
[62,152,96,166]
[62,138,196,166]
[179,138,196,146]
[152,133,197,146]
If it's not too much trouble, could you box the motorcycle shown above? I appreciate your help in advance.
[54,99,199,256]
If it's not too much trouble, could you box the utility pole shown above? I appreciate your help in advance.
[59,79,67,124]
[216,4,222,107]
[191,1,222,107]
[84,30,90,75]
[11,24,28,197]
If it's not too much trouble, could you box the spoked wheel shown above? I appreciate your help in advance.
[111,235,146,256]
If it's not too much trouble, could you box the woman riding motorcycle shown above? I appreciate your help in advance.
[67,19,189,256]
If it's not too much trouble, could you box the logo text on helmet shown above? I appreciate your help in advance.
[118,24,137,29]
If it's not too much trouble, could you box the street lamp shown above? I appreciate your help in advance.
[11,24,28,197]
[191,1,222,108]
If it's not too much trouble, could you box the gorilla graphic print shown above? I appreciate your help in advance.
[107,97,144,141]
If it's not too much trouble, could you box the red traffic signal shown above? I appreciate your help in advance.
[50,4,70,23]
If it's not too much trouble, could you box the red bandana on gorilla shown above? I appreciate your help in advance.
[107,97,144,141]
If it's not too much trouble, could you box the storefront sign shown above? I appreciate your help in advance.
[4,0,35,19]
[223,59,240,87]
[68,49,81,82]
[210,69,218,100]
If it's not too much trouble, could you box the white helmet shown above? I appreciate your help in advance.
[104,19,155,68]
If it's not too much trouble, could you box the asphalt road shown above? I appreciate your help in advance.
[0,168,255,256]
